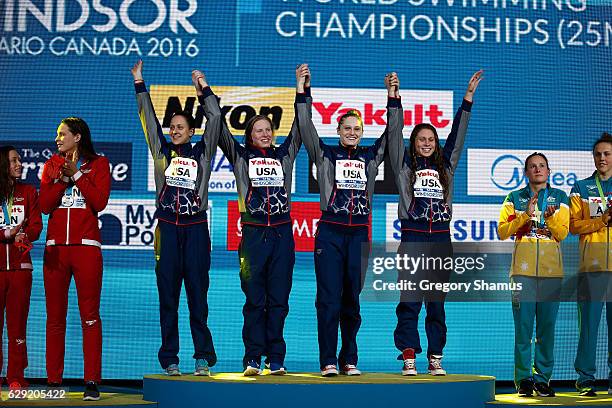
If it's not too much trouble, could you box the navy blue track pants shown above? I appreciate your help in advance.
[394,230,452,358]
[239,223,295,367]
[314,222,369,368]
[155,221,216,369]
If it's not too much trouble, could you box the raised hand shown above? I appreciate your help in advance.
[304,65,311,88]
[527,192,538,218]
[543,205,557,219]
[4,220,23,239]
[464,70,483,102]
[385,72,399,97]
[191,70,208,96]
[131,60,144,82]
[296,64,309,93]
[15,232,26,244]
[62,151,79,178]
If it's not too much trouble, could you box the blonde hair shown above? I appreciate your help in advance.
[337,110,363,130]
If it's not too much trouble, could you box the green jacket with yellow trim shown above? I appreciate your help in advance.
[570,172,612,272]
[498,184,569,278]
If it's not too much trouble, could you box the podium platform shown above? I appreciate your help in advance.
[143,372,495,408]
[0,392,155,408]
[488,392,612,407]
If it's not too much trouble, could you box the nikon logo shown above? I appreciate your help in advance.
[162,96,283,132]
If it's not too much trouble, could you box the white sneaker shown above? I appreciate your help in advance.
[243,360,262,376]
[164,364,181,376]
[428,355,446,376]
[341,364,361,376]
[401,348,417,376]
[321,364,339,377]
[402,359,417,376]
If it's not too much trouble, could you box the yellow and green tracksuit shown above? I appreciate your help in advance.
[570,172,612,389]
[498,184,569,387]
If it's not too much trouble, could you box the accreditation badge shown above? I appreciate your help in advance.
[249,158,284,187]
[588,196,606,218]
[60,187,86,209]
[413,169,443,199]
[335,159,366,190]
[165,157,198,190]
[0,205,25,227]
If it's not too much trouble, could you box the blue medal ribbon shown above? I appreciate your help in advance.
[1,195,12,227]
[529,185,549,227]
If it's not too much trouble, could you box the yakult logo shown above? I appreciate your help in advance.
[340,161,364,169]
[313,88,454,138]
[250,158,278,166]
[416,170,439,178]
[174,158,197,167]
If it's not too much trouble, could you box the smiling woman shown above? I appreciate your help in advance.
[0,145,42,391]
[209,65,311,376]
[295,69,402,377]
[132,59,222,378]
[387,70,482,377]
[39,117,111,401]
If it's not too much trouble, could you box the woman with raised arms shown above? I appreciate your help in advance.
[195,65,311,376]
[295,69,401,377]
[387,71,482,376]
[132,60,221,377]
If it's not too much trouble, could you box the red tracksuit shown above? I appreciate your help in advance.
[0,183,42,386]
[39,154,110,384]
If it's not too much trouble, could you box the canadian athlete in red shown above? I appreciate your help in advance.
[0,145,43,390]
[39,117,111,401]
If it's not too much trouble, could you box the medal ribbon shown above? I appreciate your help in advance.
[529,185,549,226]
[1,194,13,227]
[595,173,611,211]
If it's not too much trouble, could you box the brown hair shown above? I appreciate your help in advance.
[0,146,17,204]
[592,132,612,155]
[337,110,364,131]
[59,117,97,160]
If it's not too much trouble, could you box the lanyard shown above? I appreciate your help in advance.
[529,186,548,225]
[595,174,611,210]
[1,194,13,227]
[65,159,83,196]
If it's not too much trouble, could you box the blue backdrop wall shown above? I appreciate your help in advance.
[0,0,610,380]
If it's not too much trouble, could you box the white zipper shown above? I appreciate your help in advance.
[66,207,70,244]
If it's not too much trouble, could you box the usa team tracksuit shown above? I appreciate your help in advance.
[136,82,221,369]
[388,99,472,360]
[498,185,569,388]
[40,154,111,384]
[569,173,612,389]
[296,93,402,369]
[0,183,42,386]
[208,88,311,369]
